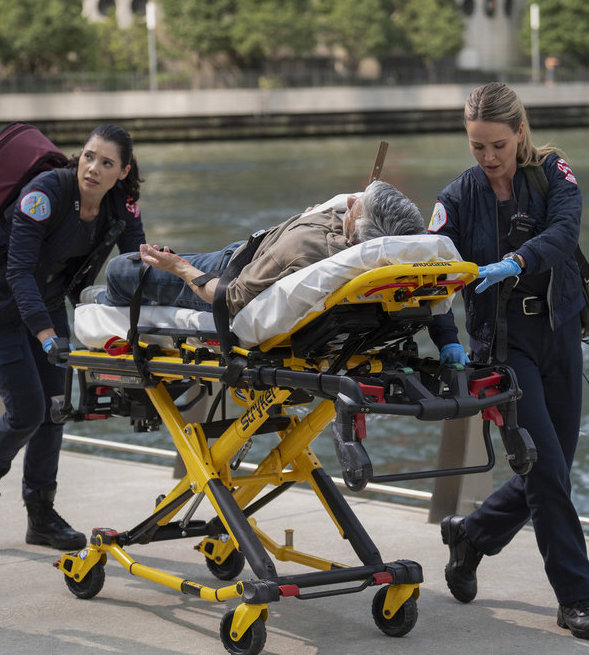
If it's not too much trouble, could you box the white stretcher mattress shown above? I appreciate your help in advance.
[74,233,463,351]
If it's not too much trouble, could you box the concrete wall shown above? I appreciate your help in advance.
[1,83,587,143]
[3,83,587,121]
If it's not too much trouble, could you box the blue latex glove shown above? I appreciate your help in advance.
[42,336,71,366]
[475,258,521,294]
[440,343,470,366]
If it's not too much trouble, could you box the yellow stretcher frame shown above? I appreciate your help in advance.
[259,261,478,351]
[54,261,535,655]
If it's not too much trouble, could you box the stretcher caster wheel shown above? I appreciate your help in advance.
[220,610,266,655]
[371,586,418,637]
[206,548,246,580]
[64,563,105,599]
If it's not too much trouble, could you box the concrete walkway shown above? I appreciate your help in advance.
[1,450,588,655]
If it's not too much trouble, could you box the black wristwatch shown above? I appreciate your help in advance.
[502,252,525,270]
[191,272,219,287]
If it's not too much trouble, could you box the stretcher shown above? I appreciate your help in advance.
[53,234,536,655]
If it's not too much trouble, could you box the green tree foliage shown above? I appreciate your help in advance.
[394,0,464,65]
[158,0,400,70]
[317,0,397,69]
[231,0,316,62]
[94,11,149,73]
[0,0,97,74]
[520,0,589,67]
[158,0,237,58]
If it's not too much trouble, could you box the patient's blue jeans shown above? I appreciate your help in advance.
[104,242,245,312]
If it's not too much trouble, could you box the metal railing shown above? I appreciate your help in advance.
[62,432,431,502]
[3,64,588,94]
[62,432,589,527]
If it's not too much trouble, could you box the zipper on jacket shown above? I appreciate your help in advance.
[547,268,554,329]
[488,199,501,363]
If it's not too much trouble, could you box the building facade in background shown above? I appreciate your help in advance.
[457,0,527,71]
[83,0,146,30]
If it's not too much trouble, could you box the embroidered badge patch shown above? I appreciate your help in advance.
[20,191,51,221]
[125,197,140,218]
[428,201,447,232]
[556,158,577,185]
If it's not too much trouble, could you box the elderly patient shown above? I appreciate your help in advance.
[90,181,426,317]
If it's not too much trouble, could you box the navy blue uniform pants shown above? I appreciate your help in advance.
[465,310,589,604]
[0,308,68,499]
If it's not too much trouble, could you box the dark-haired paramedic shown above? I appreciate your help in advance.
[0,125,145,549]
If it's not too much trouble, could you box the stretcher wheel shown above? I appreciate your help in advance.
[220,610,266,655]
[371,586,418,637]
[206,547,246,581]
[64,563,105,599]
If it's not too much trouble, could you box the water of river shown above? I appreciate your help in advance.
[64,129,589,515]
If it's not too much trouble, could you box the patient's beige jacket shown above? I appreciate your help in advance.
[226,209,348,317]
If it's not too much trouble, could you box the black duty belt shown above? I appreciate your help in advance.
[508,295,548,316]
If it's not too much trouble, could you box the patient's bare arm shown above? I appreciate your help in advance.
[139,243,219,304]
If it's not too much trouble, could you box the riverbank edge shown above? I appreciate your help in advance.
[1,82,588,143]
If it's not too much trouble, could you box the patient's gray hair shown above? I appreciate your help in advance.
[355,180,425,242]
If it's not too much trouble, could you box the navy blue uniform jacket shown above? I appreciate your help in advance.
[0,167,145,336]
[428,153,584,362]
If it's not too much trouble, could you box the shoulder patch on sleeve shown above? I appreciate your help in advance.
[428,201,447,232]
[556,158,577,185]
[125,197,141,219]
[19,191,52,221]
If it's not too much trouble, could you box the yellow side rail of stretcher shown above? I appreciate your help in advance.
[259,260,479,352]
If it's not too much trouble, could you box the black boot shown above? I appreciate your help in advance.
[558,600,589,639]
[24,484,86,550]
[441,514,483,603]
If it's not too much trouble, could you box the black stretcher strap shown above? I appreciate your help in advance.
[212,229,267,361]
[125,261,158,385]
[127,261,152,347]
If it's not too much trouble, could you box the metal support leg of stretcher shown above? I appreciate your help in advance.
[52,261,537,655]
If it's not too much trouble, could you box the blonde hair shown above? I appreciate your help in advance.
[464,82,562,167]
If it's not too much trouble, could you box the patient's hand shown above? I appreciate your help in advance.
[139,243,217,302]
[140,244,188,275]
